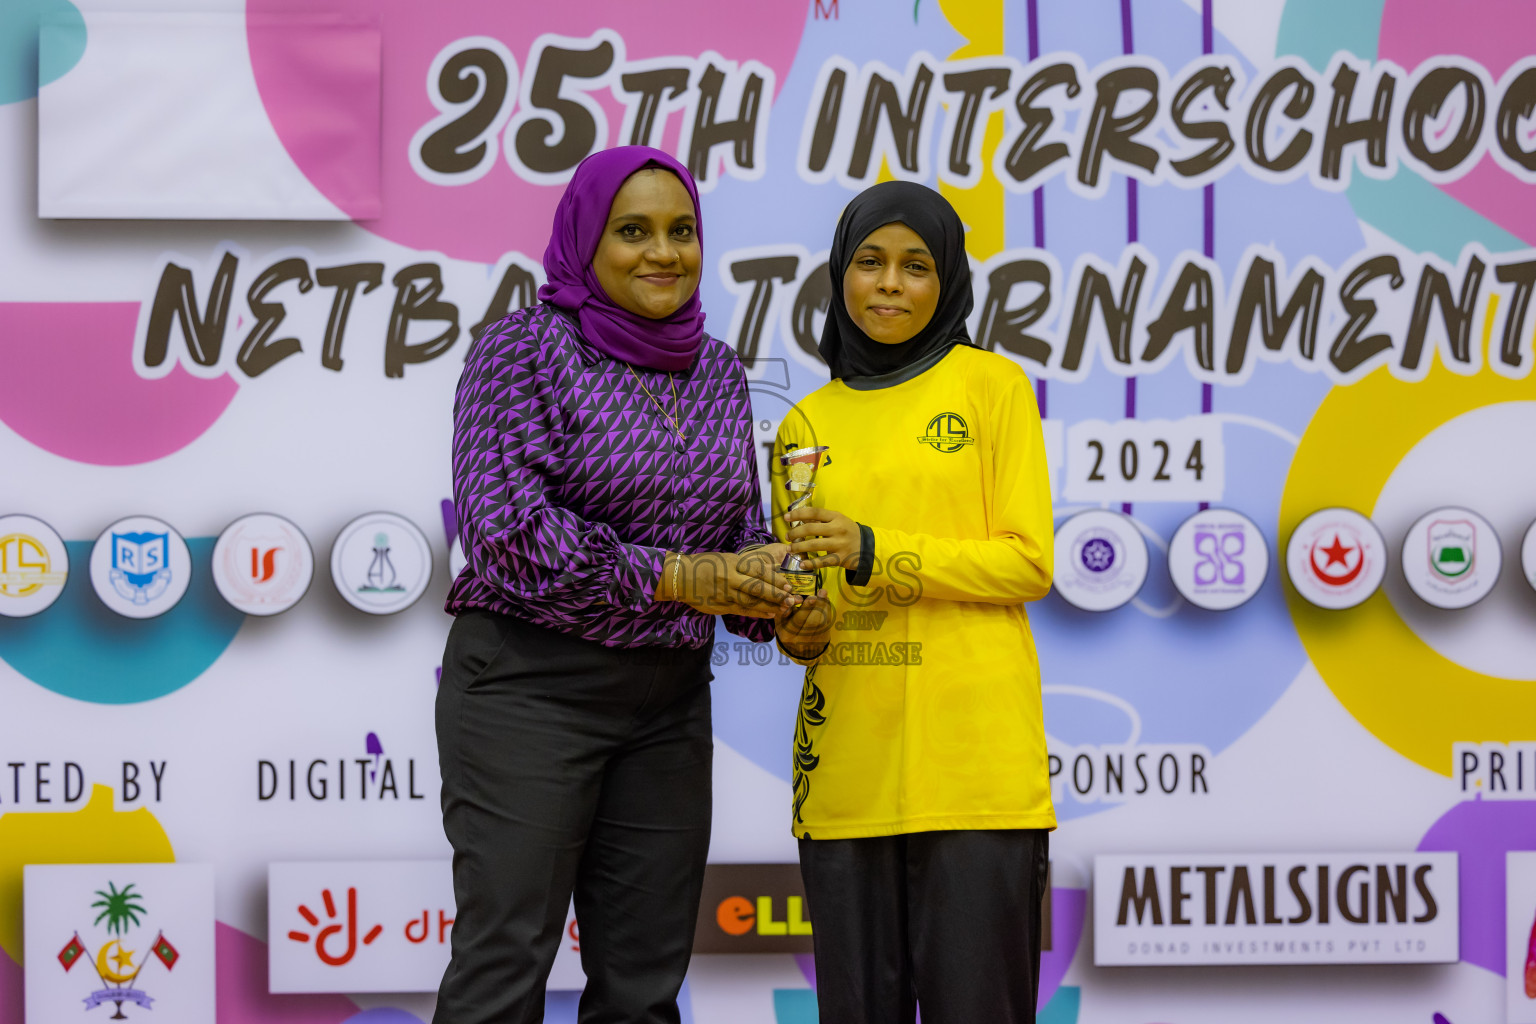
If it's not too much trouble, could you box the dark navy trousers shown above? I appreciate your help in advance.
[799,828,1051,1024]
[434,610,714,1024]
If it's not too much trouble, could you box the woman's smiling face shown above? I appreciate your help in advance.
[840,221,940,346]
[591,168,701,320]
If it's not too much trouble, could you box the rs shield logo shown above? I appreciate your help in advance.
[917,412,974,452]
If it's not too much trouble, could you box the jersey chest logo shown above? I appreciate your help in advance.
[916,411,975,453]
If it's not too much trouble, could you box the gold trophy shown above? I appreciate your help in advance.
[779,445,830,597]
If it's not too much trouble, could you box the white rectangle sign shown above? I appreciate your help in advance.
[25,863,216,1024]
[38,12,378,220]
[268,861,584,994]
[1094,852,1459,966]
[1063,416,1224,504]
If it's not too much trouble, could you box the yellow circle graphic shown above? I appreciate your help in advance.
[1281,361,1536,775]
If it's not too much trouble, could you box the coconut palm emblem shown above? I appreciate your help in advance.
[57,881,179,1020]
[94,883,144,936]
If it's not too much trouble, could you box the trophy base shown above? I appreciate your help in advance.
[782,568,820,597]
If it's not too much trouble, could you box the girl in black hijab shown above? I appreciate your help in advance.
[817,180,977,382]
[773,181,1056,1024]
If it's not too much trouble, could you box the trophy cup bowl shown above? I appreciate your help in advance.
[779,445,830,596]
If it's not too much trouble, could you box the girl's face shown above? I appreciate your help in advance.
[591,169,701,320]
[840,222,940,345]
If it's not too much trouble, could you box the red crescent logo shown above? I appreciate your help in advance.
[1309,536,1365,587]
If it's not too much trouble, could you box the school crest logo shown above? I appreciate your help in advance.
[24,864,214,1023]
[330,512,434,615]
[110,533,171,602]
[1080,536,1117,575]
[0,514,70,617]
[917,412,974,453]
[1052,509,1148,612]
[1428,519,1475,580]
[89,516,192,619]
[1285,508,1386,610]
[1168,508,1270,612]
[211,512,314,615]
[1402,506,1501,610]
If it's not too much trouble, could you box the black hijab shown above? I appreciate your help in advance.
[817,181,975,382]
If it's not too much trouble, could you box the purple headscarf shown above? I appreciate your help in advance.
[537,146,706,372]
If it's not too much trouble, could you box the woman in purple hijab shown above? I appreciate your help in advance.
[435,147,830,1023]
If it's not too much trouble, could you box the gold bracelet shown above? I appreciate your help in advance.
[671,551,683,603]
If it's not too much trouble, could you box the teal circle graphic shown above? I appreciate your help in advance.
[0,0,86,105]
[0,538,245,704]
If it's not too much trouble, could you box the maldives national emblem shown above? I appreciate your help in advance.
[25,864,215,1023]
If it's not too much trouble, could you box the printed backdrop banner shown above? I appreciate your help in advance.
[1,0,1535,1021]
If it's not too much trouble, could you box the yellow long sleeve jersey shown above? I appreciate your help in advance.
[771,345,1057,840]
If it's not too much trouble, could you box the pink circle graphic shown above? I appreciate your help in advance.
[247,2,808,263]
[1380,0,1536,246]
[0,302,238,466]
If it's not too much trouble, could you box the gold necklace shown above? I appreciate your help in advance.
[626,365,686,441]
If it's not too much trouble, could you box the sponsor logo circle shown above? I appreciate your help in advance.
[330,512,433,615]
[1523,519,1536,595]
[1167,508,1269,612]
[211,513,314,616]
[1285,507,1388,610]
[89,515,192,619]
[1052,509,1148,612]
[0,514,70,617]
[1401,506,1502,610]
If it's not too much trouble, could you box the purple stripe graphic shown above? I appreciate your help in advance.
[1203,185,1214,259]
[1199,0,1214,510]
[1202,174,1214,423]
[1029,0,1047,419]
[1121,0,1136,516]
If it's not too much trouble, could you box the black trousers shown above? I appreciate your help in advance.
[798,829,1050,1024]
[434,610,714,1024]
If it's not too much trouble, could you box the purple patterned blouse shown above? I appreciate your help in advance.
[446,304,777,648]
